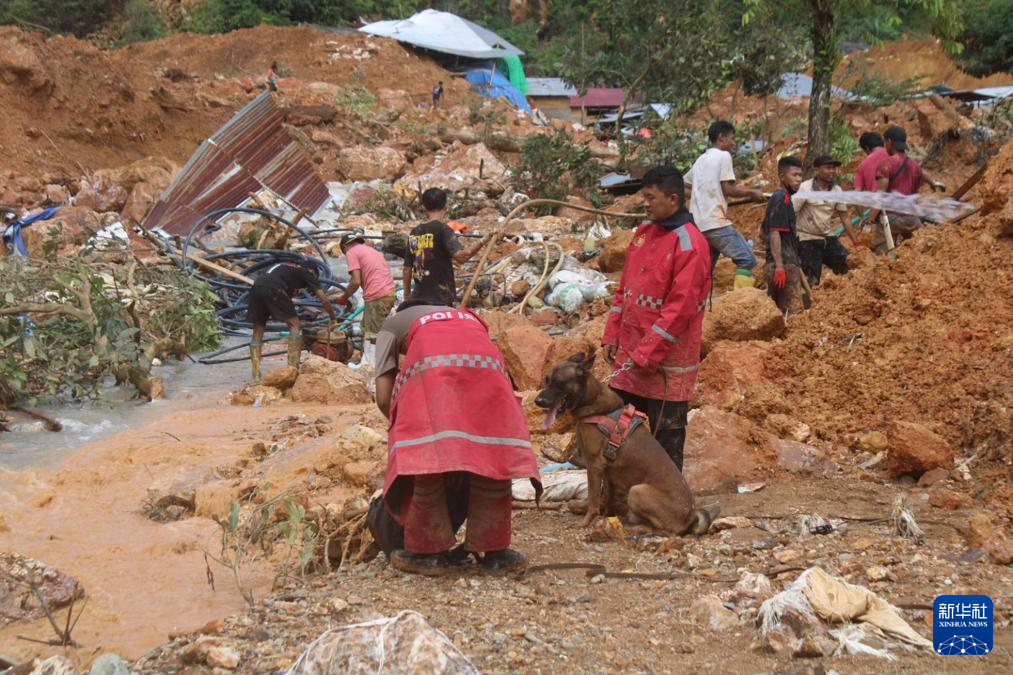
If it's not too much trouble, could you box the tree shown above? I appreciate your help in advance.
[953,0,1013,76]
[744,0,963,166]
[1,0,110,37]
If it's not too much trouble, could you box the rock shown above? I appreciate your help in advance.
[597,228,635,273]
[89,653,129,675]
[528,308,560,328]
[395,142,507,195]
[342,461,381,488]
[858,430,888,452]
[74,177,129,213]
[774,549,801,564]
[19,206,98,258]
[883,420,955,478]
[262,366,299,391]
[335,146,407,181]
[0,554,83,624]
[689,595,740,631]
[683,406,778,493]
[917,467,950,487]
[508,279,531,298]
[557,195,596,224]
[692,340,771,409]
[94,156,177,193]
[290,355,369,405]
[712,516,753,531]
[728,572,773,604]
[310,129,343,147]
[928,488,973,510]
[756,625,797,654]
[481,310,529,342]
[120,181,158,224]
[26,656,76,674]
[43,183,70,205]
[146,466,214,511]
[775,438,834,475]
[194,480,238,519]
[853,536,876,551]
[231,384,284,406]
[865,565,890,582]
[206,645,241,670]
[342,424,385,448]
[0,32,51,91]
[766,413,811,442]
[966,512,995,549]
[985,528,1013,565]
[498,324,552,390]
[793,633,838,658]
[587,516,626,544]
[701,288,785,355]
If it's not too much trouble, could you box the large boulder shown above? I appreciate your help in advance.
[290,355,371,405]
[597,228,635,273]
[702,287,785,354]
[883,420,955,478]
[498,324,553,391]
[395,142,507,196]
[19,206,98,258]
[335,146,407,181]
[74,178,129,213]
[683,406,778,493]
[692,340,772,409]
[146,465,215,511]
[0,29,51,92]
[0,554,83,625]
[93,156,177,194]
[120,182,159,224]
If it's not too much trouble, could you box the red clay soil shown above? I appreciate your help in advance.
[836,39,1013,91]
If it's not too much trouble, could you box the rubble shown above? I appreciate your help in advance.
[883,420,955,478]
[396,142,507,195]
[689,595,741,631]
[499,324,553,390]
[683,406,777,493]
[335,146,407,181]
[692,340,771,409]
[702,288,786,354]
[0,553,83,625]
[290,355,370,405]
[596,228,635,273]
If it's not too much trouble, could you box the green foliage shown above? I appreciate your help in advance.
[334,85,377,120]
[0,258,220,406]
[116,0,166,47]
[510,129,602,211]
[186,0,279,33]
[953,0,1013,76]
[829,114,859,164]
[356,186,419,222]
[1,0,110,37]
[628,126,710,176]
[467,100,506,127]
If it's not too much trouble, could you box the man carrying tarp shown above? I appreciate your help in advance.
[247,261,337,383]
[373,301,541,575]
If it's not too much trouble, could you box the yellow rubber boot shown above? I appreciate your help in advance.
[287,334,302,369]
[733,269,755,290]
[249,342,263,384]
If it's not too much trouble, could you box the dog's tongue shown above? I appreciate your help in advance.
[543,401,563,430]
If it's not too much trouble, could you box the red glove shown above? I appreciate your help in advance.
[333,295,349,306]
[772,268,787,289]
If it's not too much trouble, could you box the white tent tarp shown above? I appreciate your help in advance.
[359,9,523,59]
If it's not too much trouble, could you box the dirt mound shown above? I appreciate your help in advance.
[730,147,1013,478]
[837,39,1013,91]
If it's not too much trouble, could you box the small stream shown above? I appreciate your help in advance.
[0,338,255,469]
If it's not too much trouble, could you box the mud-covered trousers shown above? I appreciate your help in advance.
[404,472,512,554]
[611,388,689,472]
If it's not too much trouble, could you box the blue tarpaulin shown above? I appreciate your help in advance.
[464,64,532,113]
[2,207,61,258]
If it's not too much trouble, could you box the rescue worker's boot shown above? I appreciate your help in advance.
[249,341,263,384]
[733,269,755,290]
[286,334,302,369]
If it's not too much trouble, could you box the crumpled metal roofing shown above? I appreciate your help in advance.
[143,91,330,235]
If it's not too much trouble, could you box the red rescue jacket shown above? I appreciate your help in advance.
[602,211,710,401]
[383,308,541,521]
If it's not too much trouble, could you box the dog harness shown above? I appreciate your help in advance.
[580,405,649,462]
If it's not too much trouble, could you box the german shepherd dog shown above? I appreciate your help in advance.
[535,351,717,534]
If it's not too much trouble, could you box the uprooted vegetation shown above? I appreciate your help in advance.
[0,255,220,405]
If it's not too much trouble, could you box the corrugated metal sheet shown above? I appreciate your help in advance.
[143,91,330,235]
[527,78,577,98]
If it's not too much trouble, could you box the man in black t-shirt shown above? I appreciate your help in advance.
[762,156,804,315]
[403,188,486,307]
[248,261,337,383]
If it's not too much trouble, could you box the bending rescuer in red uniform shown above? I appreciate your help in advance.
[602,166,711,471]
[372,301,542,576]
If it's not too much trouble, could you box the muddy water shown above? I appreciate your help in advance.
[0,347,364,662]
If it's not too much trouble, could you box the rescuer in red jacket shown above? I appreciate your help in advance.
[602,166,712,471]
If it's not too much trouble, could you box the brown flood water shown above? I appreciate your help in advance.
[0,390,364,663]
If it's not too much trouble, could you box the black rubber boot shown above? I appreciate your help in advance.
[390,549,449,576]
[656,428,686,472]
[480,548,527,573]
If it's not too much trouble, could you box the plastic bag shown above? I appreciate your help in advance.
[546,283,584,312]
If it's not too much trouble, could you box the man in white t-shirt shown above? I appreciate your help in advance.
[792,155,863,285]
[684,120,765,289]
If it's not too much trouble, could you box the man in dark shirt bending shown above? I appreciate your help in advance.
[247,261,337,383]
[762,156,804,315]
[403,188,486,306]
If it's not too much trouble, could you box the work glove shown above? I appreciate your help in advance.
[772,268,787,289]
[333,296,349,306]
